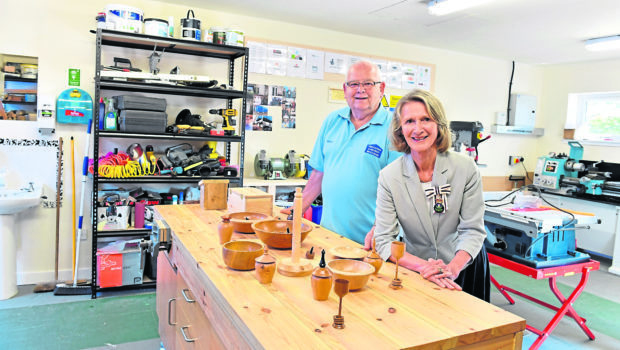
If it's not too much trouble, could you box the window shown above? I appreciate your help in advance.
[566,92,620,143]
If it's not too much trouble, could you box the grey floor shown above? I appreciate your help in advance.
[2,260,620,349]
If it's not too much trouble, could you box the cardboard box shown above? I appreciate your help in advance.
[96,239,145,287]
[228,187,273,216]
[199,179,229,210]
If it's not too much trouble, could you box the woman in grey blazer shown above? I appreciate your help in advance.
[365,89,489,301]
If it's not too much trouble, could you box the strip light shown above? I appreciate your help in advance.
[428,0,495,16]
[585,35,620,52]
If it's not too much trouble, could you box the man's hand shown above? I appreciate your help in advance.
[363,226,375,251]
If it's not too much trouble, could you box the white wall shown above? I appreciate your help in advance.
[1,0,549,284]
[539,58,620,161]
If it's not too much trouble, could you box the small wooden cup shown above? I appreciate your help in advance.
[390,241,405,290]
[333,279,350,329]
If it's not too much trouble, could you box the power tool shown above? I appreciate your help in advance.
[209,108,237,135]
[254,149,307,180]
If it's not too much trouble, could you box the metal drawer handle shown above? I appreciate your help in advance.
[180,326,196,342]
[181,288,195,303]
[167,298,177,325]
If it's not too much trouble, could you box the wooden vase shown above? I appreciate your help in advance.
[311,249,332,301]
[363,238,383,274]
[255,250,276,284]
[218,216,234,244]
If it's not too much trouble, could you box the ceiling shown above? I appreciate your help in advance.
[178,0,620,65]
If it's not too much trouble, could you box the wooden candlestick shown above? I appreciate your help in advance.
[390,241,405,290]
[332,278,349,329]
[278,187,313,277]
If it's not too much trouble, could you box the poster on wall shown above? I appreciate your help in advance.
[287,47,306,78]
[401,64,418,90]
[247,41,267,74]
[282,86,297,129]
[267,44,287,76]
[385,61,403,89]
[306,49,324,80]
[325,52,347,74]
[417,65,432,90]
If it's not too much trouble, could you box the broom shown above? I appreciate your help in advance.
[33,137,63,293]
[54,121,93,295]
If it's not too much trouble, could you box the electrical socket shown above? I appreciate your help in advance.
[508,156,524,166]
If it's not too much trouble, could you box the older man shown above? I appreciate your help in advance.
[286,61,401,244]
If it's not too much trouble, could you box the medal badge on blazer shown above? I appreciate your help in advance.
[425,184,451,213]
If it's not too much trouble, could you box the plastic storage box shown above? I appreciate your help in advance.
[96,239,145,287]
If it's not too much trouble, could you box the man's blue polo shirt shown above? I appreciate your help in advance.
[309,106,401,244]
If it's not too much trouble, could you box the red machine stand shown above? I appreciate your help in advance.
[488,253,600,350]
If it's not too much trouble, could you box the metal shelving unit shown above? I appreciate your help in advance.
[91,29,248,298]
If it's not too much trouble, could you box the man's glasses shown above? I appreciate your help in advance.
[345,80,382,89]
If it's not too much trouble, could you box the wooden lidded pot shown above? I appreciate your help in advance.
[363,238,383,274]
[311,249,333,301]
[255,249,277,284]
[218,215,234,244]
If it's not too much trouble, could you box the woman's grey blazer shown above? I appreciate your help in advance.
[374,151,486,265]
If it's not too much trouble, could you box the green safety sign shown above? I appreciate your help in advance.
[68,68,80,86]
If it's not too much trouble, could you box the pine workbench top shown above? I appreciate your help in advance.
[155,204,525,349]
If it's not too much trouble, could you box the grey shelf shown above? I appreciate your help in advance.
[491,124,545,136]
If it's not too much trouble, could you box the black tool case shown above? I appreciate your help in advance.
[119,110,168,133]
[114,95,167,111]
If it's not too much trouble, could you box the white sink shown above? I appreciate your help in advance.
[0,184,42,299]
[0,187,42,215]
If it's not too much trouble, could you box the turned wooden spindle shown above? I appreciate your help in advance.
[277,187,313,277]
[333,278,350,329]
[390,241,405,290]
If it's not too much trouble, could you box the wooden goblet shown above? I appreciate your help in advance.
[332,278,349,329]
[390,241,405,290]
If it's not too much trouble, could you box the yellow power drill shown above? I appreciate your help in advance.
[209,109,237,135]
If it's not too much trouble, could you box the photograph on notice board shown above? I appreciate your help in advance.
[282,97,296,129]
[252,105,272,131]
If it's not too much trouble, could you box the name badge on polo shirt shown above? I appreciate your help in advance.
[365,144,383,158]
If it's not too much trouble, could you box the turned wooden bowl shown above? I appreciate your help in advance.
[228,212,271,233]
[327,259,374,291]
[222,240,265,270]
[251,219,313,249]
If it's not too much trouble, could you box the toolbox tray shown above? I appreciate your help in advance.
[114,95,167,111]
[119,110,167,133]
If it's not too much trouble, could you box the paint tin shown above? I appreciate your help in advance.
[210,26,226,45]
[225,26,244,47]
[144,18,168,37]
[181,10,201,41]
[104,4,143,33]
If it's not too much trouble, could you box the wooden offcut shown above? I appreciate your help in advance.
[199,179,229,210]
[228,187,273,216]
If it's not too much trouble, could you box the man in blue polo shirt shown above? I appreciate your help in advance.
[287,61,401,244]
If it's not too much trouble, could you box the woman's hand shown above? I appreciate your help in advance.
[427,275,463,291]
[419,258,454,280]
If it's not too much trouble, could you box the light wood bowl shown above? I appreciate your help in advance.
[252,219,313,249]
[222,240,264,270]
[228,212,271,233]
[327,259,374,290]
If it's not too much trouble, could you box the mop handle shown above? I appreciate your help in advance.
[73,120,92,287]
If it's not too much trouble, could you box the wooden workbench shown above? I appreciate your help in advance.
[155,204,525,349]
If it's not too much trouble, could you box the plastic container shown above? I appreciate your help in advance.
[144,18,168,37]
[168,16,174,37]
[181,10,201,41]
[104,4,143,33]
[96,239,145,287]
[210,26,226,45]
[56,88,93,124]
[225,26,244,47]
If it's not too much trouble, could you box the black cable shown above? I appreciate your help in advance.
[506,61,515,126]
[520,161,532,183]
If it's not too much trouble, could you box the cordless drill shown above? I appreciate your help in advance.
[209,109,237,136]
